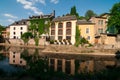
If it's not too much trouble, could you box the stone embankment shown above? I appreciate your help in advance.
[42,45,119,56]
[0,43,119,57]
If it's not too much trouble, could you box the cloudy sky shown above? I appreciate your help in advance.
[0,0,119,26]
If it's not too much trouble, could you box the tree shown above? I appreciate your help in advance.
[70,6,79,18]
[0,25,5,35]
[75,26,80,47]
[85,10,97,20]
[21,32,33,45]
[107,2,120,34]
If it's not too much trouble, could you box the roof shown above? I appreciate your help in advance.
[77,20,95,25]
[100,13,109,17]
[29,10,55,19]
[52,15,77,22]
[10,19,29,26]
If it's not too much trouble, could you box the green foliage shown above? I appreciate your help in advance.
[85,10,97,20]
[29,18,50,37]
[106,26,117,34]
[80,37,89,45]
[107,2,120,34]
[0,25,5,35]
[75,26,80,47]
[21,49,49,79]
[50,40,54,44]
[34,37,39,46]
[21,32,33,44]
[0,54,5,61]
[70,6,79,18]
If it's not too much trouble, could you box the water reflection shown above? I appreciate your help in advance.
[0,46,120,76]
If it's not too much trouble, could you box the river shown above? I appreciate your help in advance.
[0,46,120,80]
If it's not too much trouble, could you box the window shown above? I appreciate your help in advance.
[98,28,103,33]
[13,60,15,63]
[58,36,62,40]
[13,55,15,58]
[20,61,22,64]
[13,32,16,35]
[21,27,23,30]
[87,36,90,40]
[50,59,54,65]
[98,20,103,25]
[51,30,55,35]
[57,60,62,71]
[66,29,71,35]
[13,27,15,30]
[66,22,71,28]
[13,36,16,39]
[13,52,15,54]
[86,28,89,34]
[65,61,71,74]
[51,23,55,28]
[58,29,63,35]
[66,36,71,40]
[58,23,63,28]
[21,32,23,35]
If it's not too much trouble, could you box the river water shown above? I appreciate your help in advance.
[0,46,120,79]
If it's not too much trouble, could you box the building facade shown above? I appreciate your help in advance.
[89,13,109,36]
[77,20,95,44]
[50,15,77,45]
[1,26,10,38]
[9,19,29,39]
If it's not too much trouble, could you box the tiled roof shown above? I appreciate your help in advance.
[10,19,29,26]
[77,20,95,25]
[52,15,77,22]
[29,10,55,19]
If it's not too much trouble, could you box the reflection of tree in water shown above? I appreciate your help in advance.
[0,54,5,61]
[115,50,120,60]
[21,49,49,79]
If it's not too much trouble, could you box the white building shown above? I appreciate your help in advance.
[50,15,77,45]
[9,19,29,39]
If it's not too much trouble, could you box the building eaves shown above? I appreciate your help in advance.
[10,19,29,26]
[77,20,95,25]
[52,15,77,22]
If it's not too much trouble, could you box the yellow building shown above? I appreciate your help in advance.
[50,15,77,45]
[77,20,95,44]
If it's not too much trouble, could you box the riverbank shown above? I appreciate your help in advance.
[42,45,119,56]
[0,43,119,56]
[0,43,45,49]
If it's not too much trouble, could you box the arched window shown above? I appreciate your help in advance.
[51,30,55,35]
[58,23,63,28]
[51,22,55,28]
[58,29,63,35]
[66,22,71,28]
[66,29,71,35]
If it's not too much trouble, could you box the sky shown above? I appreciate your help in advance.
[0,0,119,26]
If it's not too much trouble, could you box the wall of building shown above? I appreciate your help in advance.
[10,25,28,39]
[78,24,95,44]
[98,34,116,45]
[9,51,26,66]
[90,17,107,35]
[50,20,77,45]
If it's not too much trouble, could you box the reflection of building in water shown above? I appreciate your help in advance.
[48,58,117,75]
[78,60,94,73]
[9,51,26,66]
[49,58,75,75]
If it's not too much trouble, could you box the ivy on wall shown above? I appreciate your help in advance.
[29,18,50,37]
[29,18,50,46]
